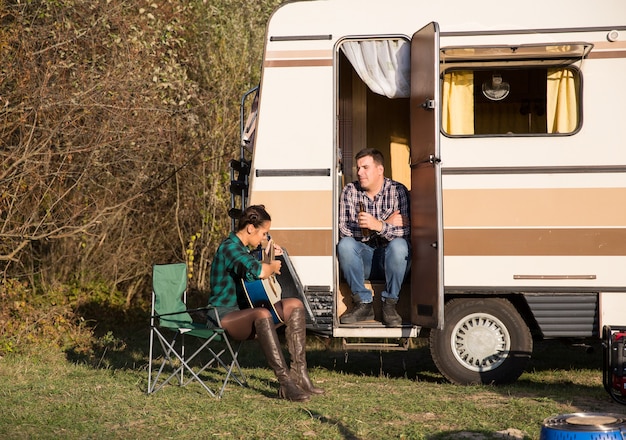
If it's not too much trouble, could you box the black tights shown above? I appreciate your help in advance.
[219,298,304,340]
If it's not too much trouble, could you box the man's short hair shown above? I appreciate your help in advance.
[355,148,384,166]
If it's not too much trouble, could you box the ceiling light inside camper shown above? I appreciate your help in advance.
[482,74,510,101]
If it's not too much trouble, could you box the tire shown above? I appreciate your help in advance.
[429,297,532,385]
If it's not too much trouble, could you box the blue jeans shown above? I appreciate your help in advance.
[337,236,410,303]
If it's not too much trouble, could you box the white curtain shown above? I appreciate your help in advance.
[341,39,410,99]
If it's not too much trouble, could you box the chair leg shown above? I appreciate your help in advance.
[148,327,155,393]
[150,330,218,397]
[224,339,247,388]
[255,317,310,402]
[286,308,325,395]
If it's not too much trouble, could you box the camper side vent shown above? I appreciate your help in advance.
[523,293,598,338]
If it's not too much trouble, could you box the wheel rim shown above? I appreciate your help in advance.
[450,312,511,372]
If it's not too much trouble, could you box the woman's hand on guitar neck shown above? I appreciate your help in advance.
[271,242,283,256]
[260,260,282,279]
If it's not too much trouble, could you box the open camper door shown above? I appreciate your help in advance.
[409,22,444,329]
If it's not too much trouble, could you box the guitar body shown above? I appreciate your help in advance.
[241,238,283,324]
[242,276,283,324]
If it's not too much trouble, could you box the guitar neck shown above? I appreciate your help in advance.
[264,238,275,263]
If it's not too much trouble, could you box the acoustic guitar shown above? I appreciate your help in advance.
[241,238,283,324]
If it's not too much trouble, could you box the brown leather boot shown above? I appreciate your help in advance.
[285,308,325,395]
[255,316,310,402]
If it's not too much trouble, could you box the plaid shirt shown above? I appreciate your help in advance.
[339,177,410,243]
[209,232,262,308]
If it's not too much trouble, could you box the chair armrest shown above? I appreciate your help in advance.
[152,306,211,319]
[206,305,223,327]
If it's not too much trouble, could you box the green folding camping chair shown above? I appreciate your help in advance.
[147,263,246,398]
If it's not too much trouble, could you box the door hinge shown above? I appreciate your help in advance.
[421,99,435,110]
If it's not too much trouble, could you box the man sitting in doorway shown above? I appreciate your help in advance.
[337,148,411,327]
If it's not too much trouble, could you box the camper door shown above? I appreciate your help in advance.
[410,22,444,329]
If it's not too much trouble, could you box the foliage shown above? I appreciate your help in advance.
[0,277,93,355]
[0,0,282,351]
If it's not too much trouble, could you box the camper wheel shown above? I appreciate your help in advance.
[429,297,532,385]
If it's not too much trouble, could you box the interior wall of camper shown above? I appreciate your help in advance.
[338,49,411,189]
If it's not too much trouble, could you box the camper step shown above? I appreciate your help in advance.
[303,286,333,332]
[342,337,410,352]
[338,320,413,328]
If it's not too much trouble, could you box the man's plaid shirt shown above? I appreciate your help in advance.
[209,232,262,308]
[339,177,410,244]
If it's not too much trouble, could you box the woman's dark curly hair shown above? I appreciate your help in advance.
[236,204,271,231]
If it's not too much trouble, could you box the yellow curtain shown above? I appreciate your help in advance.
[442,71,474,135]
[546,68,578,134]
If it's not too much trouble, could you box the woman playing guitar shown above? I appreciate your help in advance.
[208,205,324,401]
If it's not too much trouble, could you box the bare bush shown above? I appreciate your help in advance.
[0,0,282,313]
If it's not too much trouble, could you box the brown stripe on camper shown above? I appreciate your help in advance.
[444,228,626,256]
[249,190,333,255]
[249,190,333,228]
[268,230,334,256]
[264,50,333,68]
[588,50,626,59]
[588,41,626,59]
[269,228,626,257]
[443,187,626,227]
[266,50,332,58]
[265,59,333,67]
[271,227,626,257]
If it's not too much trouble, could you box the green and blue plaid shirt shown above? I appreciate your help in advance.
[209,232,262,308]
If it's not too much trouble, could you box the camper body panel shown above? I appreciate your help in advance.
[240,0,626,384]
[266,0,624,37]
[601,292,626,329]
[249,40,335,287]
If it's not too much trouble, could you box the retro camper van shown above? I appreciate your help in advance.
[229,0,626,385]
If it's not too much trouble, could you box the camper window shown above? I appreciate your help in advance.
[441,66,581,137]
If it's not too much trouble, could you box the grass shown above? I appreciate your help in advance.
[0,330,623,440]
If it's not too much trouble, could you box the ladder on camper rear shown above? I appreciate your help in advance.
[229,87,259,228]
